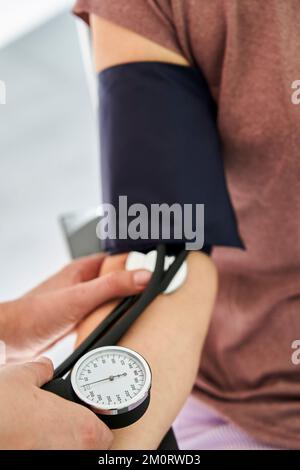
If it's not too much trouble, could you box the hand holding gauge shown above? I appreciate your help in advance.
[43,245,188,430]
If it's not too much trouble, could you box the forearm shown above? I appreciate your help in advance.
[111,252,217,449]
[76,252,217,449]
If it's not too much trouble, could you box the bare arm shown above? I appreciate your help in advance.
[111,252,217,449]
[76,18,217,449]
[90,15,189,72]
[76,252,217,449]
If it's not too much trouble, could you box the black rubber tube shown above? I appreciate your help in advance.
[53,244,177,379]
[53,296,137,379]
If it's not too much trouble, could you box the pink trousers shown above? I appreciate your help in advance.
[173,395,279,450]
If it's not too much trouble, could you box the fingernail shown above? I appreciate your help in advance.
[133,269,152,286]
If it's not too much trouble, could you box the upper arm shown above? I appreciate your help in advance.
[90,15,189,72]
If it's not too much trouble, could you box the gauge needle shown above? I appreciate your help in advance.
[84,372,127,387]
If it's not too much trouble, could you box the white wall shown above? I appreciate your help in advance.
[0,13,99,301]
[0,0,74,49]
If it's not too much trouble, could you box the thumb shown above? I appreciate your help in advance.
[17,357,54,387]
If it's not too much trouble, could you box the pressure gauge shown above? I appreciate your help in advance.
[71,346,152,428]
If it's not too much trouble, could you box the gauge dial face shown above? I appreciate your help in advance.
[71,346,151,414]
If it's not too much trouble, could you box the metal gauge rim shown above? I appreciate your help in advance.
[70,346,152,416]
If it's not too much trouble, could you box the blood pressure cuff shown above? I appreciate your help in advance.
[98,62,244,253]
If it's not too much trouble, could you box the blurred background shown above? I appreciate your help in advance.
[0,1,99,303]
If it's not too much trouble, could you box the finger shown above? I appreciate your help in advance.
[76,253,130,346]
[48,269,152,323]
[100,253,128,276]
[14,357,54,387]
[74,269,152,315]
[27,254,106,296]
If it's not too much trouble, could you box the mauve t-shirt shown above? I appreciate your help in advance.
[73,0,300,448]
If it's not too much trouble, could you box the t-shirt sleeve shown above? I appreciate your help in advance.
[73,0,184,59]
